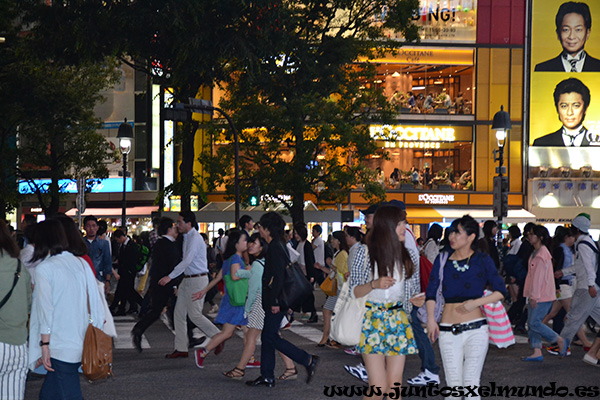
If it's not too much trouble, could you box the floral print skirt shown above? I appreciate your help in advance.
[357,301,418,356]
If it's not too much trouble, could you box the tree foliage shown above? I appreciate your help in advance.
[201,0,419,223]
[0,1,122,217]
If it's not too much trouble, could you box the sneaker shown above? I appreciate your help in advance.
[195,348,207,369]
[344,363,369,383]
[246,358,261,368]
[209,304,219,314]
[407,370,440,386]
[344,347,360,356]
[547,345,571,356]
[583,353,600,367]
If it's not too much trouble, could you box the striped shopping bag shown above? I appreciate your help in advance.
[480,290,515,348]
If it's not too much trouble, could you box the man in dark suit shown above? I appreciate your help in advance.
[534,2,600,72]
[131,218,181,352]
[111,229,143,315]
[533,77,595,146]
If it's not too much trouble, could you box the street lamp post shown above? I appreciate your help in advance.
[117,118,134,230]
[492,105,511,251]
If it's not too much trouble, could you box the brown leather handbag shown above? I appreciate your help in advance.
[81,267,113,381]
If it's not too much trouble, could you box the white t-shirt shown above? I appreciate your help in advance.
[312,236,325,266]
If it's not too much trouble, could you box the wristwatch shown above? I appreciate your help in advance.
[39,341,50,346]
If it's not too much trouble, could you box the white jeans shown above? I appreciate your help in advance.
[0,342,28,400]
[174,276,220,351]
[439,322,489,400]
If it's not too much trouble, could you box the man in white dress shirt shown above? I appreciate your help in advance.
[159,211,220,358]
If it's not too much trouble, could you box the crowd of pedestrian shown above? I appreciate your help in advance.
[1,205,600,400]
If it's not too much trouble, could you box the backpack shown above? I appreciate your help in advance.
[575,238,600,287]
[135,243,150,272]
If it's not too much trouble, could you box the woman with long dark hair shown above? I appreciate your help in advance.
[0,220,32,400]
[349,205,419,399]
[193,229,248,368]
[246,212,319,388]
[28,219,104,399]
[522,225,565,361]
[426,215,506,399]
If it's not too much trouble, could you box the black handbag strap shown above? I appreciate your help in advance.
[0,259,22,310]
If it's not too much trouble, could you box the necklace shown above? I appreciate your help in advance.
[452,255,471,272]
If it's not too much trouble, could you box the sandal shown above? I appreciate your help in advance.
[223,367,245,380]
[277,367,298,381]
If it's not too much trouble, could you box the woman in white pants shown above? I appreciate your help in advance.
[426,215,506,399]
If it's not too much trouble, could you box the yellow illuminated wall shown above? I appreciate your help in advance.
[476,48,523,193]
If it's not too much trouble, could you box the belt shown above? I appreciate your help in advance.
[439,319,487,335]
[183,273,208,278]
[365,301,403,310]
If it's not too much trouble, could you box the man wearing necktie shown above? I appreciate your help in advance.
[534,2,600,72]
[533,77,595,146]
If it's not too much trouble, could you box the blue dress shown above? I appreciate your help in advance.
[215,254,248,326]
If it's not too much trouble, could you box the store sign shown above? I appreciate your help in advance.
[370,125,455,141]
[382,0,477,43]
[418,193,455,205]
[19,178,132,194]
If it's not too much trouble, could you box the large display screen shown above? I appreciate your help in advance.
[529,0,600,150]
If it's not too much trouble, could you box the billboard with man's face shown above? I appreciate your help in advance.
[529,0,600,151]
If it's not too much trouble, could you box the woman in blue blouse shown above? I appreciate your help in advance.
[426,215,506,400]
[192,230,248,368]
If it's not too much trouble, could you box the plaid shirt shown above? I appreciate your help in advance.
[349,240,420,315]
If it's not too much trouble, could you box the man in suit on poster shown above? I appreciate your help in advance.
[535,2,600,72]
[533,77,596,146]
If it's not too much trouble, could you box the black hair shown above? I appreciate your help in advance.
[570,224,584,236]
[22,214,37,227]
[345,226,363,243]
[0,220,20,258]
[366,205,413,279]
[508,225,521,240]
[555,2,591,33]
[553,78,591,116]
[53,215,88,257]
[553,225,572,246]
[113,229,126,239]
[312,224,322,235]
[97,220,108,236]
[332,230,349,253]
[248,232,268,260]
[427,223,443,242]
[200,232,208,242]
[259,212,286,243]
[223,229,245,260]
[294,223,308,241]
[239,214,253,229]
[157,217,174,236]
[23,224,36,244]
[179,211,198,231]
[523,222,536,236]
[532,225,551,249]
[482,220,497,239]
[454,215,481,252]
[31,219,69,262]
[83,215,98,226]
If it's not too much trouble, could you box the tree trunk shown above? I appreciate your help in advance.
[178,122,196,212]
[290,191,304,225]
[46,177,60,218]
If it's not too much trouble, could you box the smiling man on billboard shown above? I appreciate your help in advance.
[535,2,600,72]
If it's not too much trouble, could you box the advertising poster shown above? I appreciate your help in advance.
[529,0,600,150]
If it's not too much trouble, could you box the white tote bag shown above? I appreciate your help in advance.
[330,280,367,346]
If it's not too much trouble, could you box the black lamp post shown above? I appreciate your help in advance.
[117,118,134,231]
[492,105,511,250]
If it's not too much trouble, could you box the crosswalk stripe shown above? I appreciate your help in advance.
[112,316,150,349]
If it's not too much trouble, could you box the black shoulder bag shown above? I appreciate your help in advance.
[0,260,22,310]
[273,243,313,310]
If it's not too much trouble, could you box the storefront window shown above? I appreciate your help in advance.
[367,124,473,191]
[362,47,475,115]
